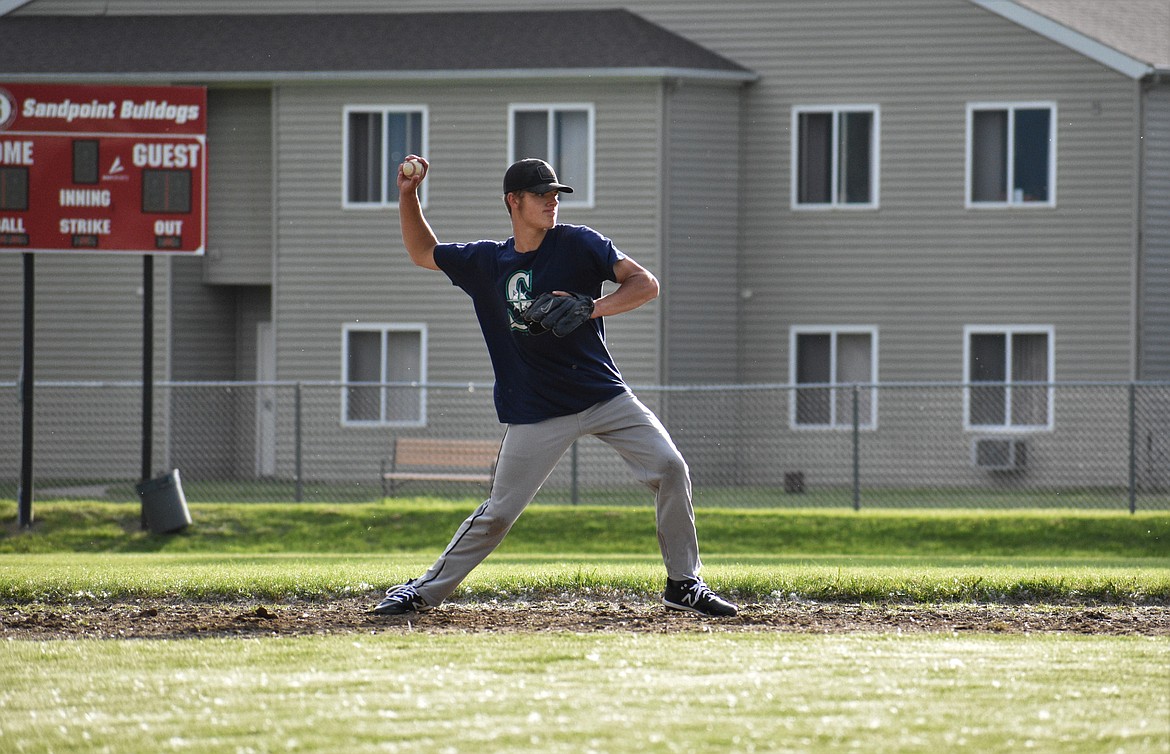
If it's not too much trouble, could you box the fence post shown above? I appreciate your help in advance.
[852,384,861,511]
[295,382,304,503]
[1128,382,1137,514]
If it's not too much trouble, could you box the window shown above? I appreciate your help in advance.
[343,106,427,208]
[967,103,1056,207]
[509,104,593,206]
[792,106,879,208]
[342,324,426,426]
[790,327,878,428]
[964,326,1053,430]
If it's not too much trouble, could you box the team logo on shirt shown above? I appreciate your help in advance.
[505,270,538,333]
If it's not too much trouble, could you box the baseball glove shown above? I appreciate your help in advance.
[523,292,595,337]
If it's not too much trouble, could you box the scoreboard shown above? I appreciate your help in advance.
[0,83,206,255]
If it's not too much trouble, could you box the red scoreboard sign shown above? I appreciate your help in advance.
[0,83,206,254]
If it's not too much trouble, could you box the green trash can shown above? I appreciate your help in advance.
[136,469,192,534]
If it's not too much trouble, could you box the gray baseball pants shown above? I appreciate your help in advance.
[409,390,702,607]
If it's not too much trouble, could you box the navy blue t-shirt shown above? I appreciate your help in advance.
[434,224,629,424]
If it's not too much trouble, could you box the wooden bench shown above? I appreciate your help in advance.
[381,437,500,497]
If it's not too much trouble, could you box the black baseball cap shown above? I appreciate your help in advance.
[503,158,574,195]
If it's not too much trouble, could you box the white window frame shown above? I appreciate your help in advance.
[790,105,881,210]
[508,103,595,208]
[789,325,879,430]
[965,101,1057,209]
[962,325,1055,432]
[342,105,428,209]
[341,322,428,428]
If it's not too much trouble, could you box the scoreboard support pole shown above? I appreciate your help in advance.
[16,253,158,531]
[18,253,35,529]
[140,255,154,530]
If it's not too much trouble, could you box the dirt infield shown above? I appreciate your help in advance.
[4,598,1168,640]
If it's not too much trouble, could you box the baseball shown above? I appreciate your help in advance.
[402,159,424,178]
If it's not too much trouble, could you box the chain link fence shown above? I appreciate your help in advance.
[2,381,1168,510]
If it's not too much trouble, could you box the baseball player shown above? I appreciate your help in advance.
[374,156,737,618]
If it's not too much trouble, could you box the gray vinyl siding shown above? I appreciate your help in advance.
[0,257,20,383]
[166,255,237,477]
[10,0,1146,377]
[696,0,1142,387]
[169,257,237,381]
[0,254,160,381]
[1138,86,1170,491]
[159,244,267,480]
[676,0,1141,491]
[273,79,662,383]
[0,253,168,479]
[657,81,745,483]
[1140,83,1170,379]
[204,88,273,286]
[269,79,665,478]
[88,0,1142,385]
[662,82,742,385]
[165,264,271,478]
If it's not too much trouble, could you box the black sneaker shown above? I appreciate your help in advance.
[372,583,431,615]
[663,578,738,617]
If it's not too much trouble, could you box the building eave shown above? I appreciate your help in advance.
[0,67,759,86]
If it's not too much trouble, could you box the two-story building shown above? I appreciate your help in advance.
[1,0,1167,499]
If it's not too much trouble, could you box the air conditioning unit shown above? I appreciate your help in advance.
[972,437,1027,471]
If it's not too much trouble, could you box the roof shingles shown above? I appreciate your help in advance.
[1015,0,1170,69]
[0,10,756,80]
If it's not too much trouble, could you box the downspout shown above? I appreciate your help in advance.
[1132,75,1148,380]
[659,78,672,388]
[736,82,751,385]
[269,85,279,372]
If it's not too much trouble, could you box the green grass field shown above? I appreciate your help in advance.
[3,632,1166,754]
[9,479,1170,510]
[2,499,1168,753]
[5,500,1168,557]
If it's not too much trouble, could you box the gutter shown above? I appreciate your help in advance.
[0,67,760,86]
